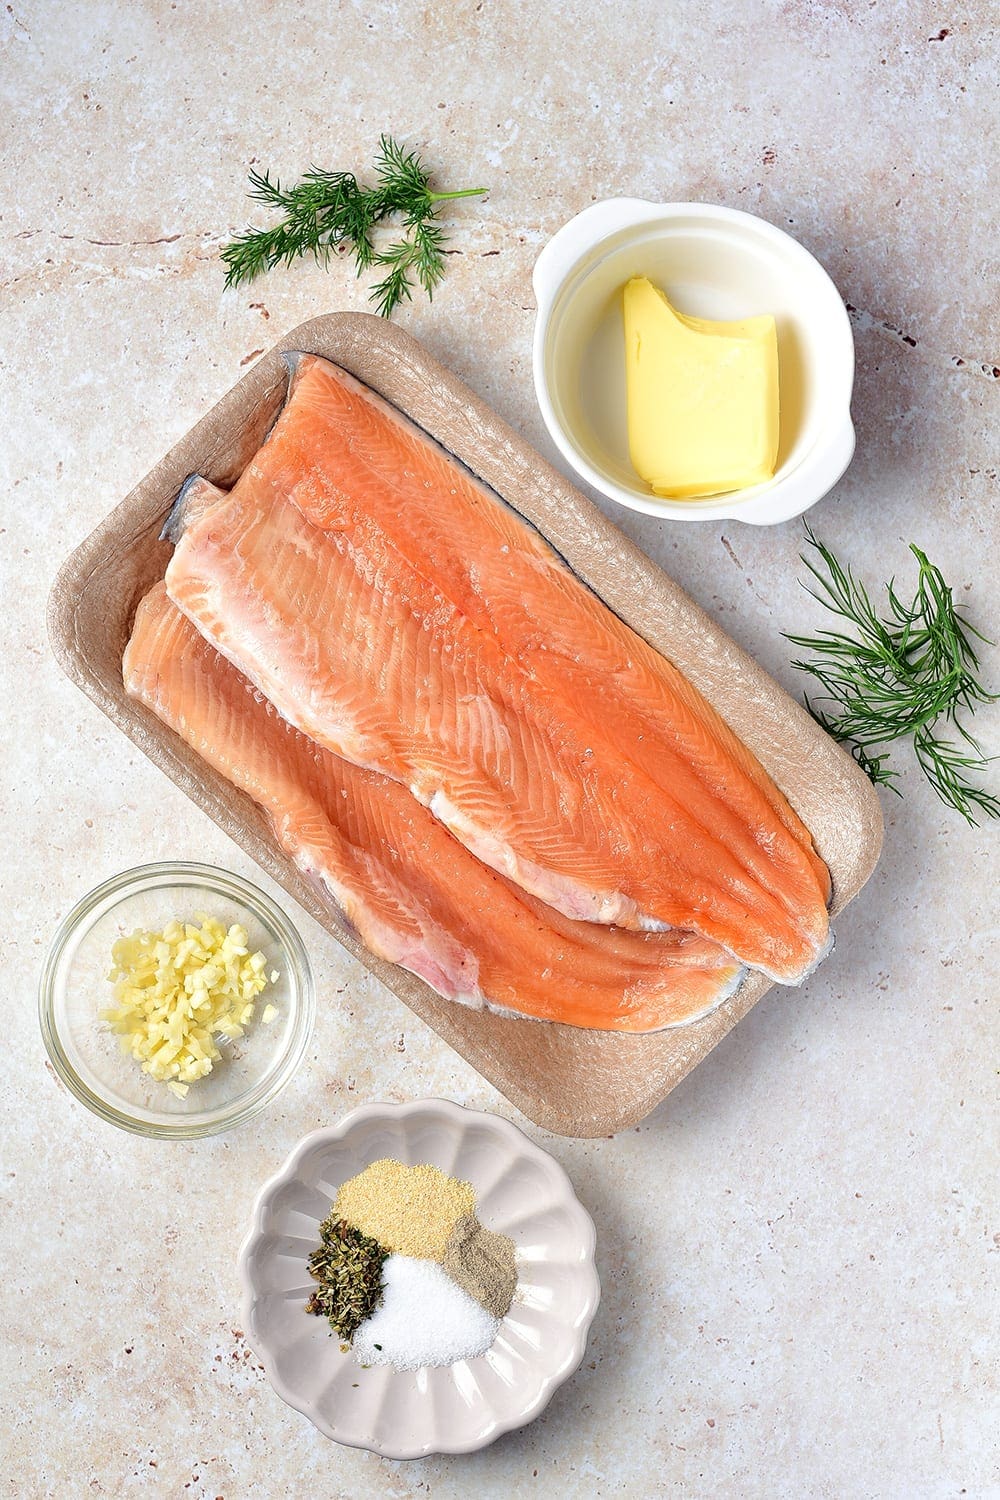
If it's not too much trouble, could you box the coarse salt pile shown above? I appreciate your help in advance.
[352,1254,499,1370]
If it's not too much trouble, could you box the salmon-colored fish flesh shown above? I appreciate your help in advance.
[164,472,823,983]
[124,582,744,1031]
[278,354,831,911]
[164,377,830,983]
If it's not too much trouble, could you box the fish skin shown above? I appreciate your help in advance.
[124,579,745,1031]
[164,452,825,983]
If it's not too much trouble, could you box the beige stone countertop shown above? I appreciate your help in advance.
[2,2,997,1495]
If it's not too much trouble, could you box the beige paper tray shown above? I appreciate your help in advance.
[48,313,883,1138]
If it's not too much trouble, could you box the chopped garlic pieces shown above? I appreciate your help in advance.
[100,915,278,1091]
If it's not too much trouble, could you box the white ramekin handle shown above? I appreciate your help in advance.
[532,198,662,311]
[824,416,857,486]
[733,416,857,527]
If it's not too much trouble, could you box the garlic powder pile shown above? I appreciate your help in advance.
[333,1159,475,1259]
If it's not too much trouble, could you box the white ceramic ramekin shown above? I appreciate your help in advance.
[532,199,855,525]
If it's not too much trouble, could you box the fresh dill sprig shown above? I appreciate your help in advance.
[785,526,998,824]
[221,135,486,315]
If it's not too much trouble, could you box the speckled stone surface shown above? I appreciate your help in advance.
[2,2,997,1496]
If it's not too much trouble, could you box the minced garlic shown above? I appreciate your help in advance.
[100,916,276,1092]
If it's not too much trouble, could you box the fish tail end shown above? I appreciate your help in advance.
[281,350,307,405]
[160,474,225,543]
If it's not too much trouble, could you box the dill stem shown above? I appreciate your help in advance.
[426,187,488,201]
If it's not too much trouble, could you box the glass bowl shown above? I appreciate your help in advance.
[39,861,314,1138]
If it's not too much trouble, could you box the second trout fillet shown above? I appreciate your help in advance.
[124,582,744,1031]
[165,472,827,982]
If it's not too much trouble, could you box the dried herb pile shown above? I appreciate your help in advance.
[305,1217,387,1341]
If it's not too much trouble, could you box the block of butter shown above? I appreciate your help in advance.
[623,276,780,498]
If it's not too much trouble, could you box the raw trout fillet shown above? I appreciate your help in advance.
[164,450,828,984]
[124,583,744,1031]
[278,354,829,910]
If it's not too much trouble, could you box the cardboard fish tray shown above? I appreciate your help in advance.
[48,312,883,1138]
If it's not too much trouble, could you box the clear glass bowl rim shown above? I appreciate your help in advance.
[38,860,315,1139]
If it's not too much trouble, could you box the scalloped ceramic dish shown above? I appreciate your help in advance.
[238,1099,601,1457]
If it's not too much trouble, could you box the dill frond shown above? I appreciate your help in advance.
[786,527,998,824]
[221,137,486,313]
